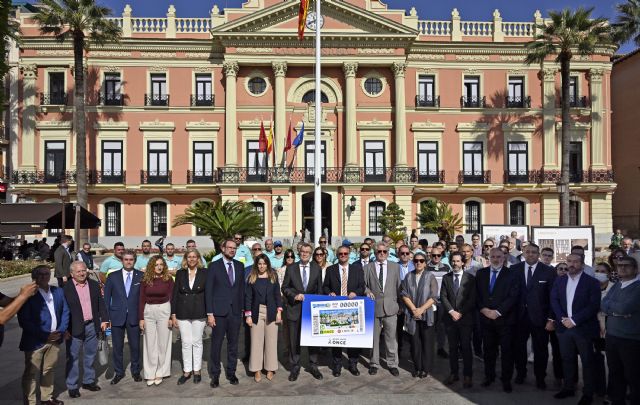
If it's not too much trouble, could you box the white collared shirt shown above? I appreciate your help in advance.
[621,275,640,289]
[525,262,539,285]
[361,258,369,267]
[38,288,57,332]
[566,271,583,320]
[375,260,388,288]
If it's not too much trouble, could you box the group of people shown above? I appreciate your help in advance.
[1,231,639,405]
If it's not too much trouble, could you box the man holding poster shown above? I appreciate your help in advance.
[323,245,366,377]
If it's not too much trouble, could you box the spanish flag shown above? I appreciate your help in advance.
[298,0,310,40]
[258,120,267,153]
[267,118,274,155]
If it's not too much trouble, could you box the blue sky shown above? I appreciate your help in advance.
[99,0,635,53]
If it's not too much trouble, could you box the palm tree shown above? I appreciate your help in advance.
[525,8,611,225]
[173,200,264,251]
[416,200,464,242]
[33,0,121,245]
[0,0,20,110]
[613,0,640,47]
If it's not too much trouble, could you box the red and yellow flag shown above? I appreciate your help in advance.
[267,118,274,154]
[297,0,310,40]
[258,120,267,153]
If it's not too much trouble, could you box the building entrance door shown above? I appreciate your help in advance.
[301,192,331,243]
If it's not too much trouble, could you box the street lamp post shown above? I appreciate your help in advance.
[556,182,568,225]
[58,182,68,235]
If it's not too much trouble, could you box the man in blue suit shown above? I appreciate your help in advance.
[103,250,144,385]
[18,265,70,405]
[551,253,601,405]
[206,238,245,388]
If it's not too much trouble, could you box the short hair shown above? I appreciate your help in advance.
[122,249,136,259]
[449,252,464,262]
[541,247,554,254]
[397,244,410,252]
[376,241,388,250]
[567,253,585,264]
[70,260,87,272]
[113,241,125,249]
[31,264,51,279]
[433,241,444,249]
[472,233,480,238]
[619,256,638,269]
[299,242,312,251]
[186,239,196,245]
[413,252,427,262]
[525,243,540,252]
[595,262,612,273]
[221,238,236,248]
[61,235,72,243]
[461,243,473,250]
[82,242,91,248]
[336,245,350,254]
[166,242,175,248]
[447,241,458,247]
[571,245,585,252]
[410,235,419,241]
[141,239,151,245]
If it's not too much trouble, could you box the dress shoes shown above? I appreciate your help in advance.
[444,374,459,385]
[437,348,449,359]
[193,374,201,384]
[536,379,547,390]
[419,371,428,379]
[576,396,593,405]
[132,373,143,382]
[227,374,239,385]
[332,368,341,377]
[42,400,64,405]
[481,378,494,387]
[177,374,192,385]
[368,367,377,376]
[288,370,299,382]
[503,381,513,393]
[210,376,220,388]
[81,383,101,392]
[68,389,80,399]
[554,390,575,399]
[389,368,399,377]
[348,365,360,376]
[514,374,526,384]
[110,375,124,385]
[411,371,419,378]
[463,376,473,388]
[310,368,323,380]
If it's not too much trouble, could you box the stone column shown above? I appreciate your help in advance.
[272,62,287,165]
[223,61,239,167]
[343,62,358,167]
[541,67,557,170]
[20,64,37,171]
[588,68,605,168]
[392,61,407,168]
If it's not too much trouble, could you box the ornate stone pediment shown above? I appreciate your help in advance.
[139,119,175,131]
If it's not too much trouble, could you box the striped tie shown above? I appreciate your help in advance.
[341,267,348,296]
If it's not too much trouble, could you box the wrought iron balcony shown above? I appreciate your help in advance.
[140,170,172,184]
[187,170,216,184]
[505,96,531,108]
[458,170,491,184]
[145,94,169,107]
[88,170,126,184]
[538,169,614,183]
[11,170,77,184]
[586,169,614,183]
[40,92,67,105]
[460,96,486,108]
[415,95,440,108]
[560,96,589,108]
[100,92,124,106]
[503,170,540,184]
[216,167,417,184]
[190,94,214,107]
[417,170,445,184]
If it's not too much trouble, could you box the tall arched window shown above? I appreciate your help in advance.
[302,90,328,103]
[250,202,265,237]
[104,201,121,236]
[369,201,386,236]
[509,200,526,225]
[465,201,481,234]
[150,201,167,236]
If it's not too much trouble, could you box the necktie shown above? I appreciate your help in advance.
[527,266,533,286]
[302,265,308,290]
[378,263,384,289]
[453,273,460,295]
[341,267,348,296]
[125,271,132,297]
[227,262,234,285]
[489,270,498,294]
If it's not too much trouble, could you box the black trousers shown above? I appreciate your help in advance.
[410,321,435,373]
[331,347,360,371]
[288,318,318,372]
[111,323,141,377]
[482,321,514,383]
[549,331,564,379]
[208,314,241,378]
[472,311,483,355]
[606,334,640,405]
[396,312,405,353]
[558,329,595,397]
[446,321,473,377]
[514,314,549,381]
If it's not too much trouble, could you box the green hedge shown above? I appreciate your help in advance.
[0,260,50,279]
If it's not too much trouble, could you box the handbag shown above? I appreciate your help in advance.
[97,331,110,366]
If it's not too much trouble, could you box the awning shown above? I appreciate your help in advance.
[0,203,101,236]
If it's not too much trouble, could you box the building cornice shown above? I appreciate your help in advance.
[35,121,72,130]
[186,120,221,131]
[411,121,446,132]
[94,119,129,131]
[456,122,490,132]
[356,120,393,130]
[139,119,175,131]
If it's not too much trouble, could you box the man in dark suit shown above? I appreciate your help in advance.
[350,243,372,273]
[54,235,73,287]
[18,265,70,405]
[281,242,324,381]
[441,252,476,388]
[103,250,144,385]
[63,261,109,398]
[205,238,245,388]
[476,248,521,393]
[551,253,601,405]
[323,245,366,377]
[511,243,556,389]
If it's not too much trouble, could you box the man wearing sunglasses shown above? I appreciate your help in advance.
[232,234,253,268]
[270,240,285,269]
[351,243,372,273]
[364,243,401,376]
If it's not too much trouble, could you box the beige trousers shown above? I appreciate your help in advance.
[142,301,172,379]
[22,343,60,404]
[249,305,279,372]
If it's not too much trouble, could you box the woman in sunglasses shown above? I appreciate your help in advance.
[400,252,439,378]
[276,249,296,360]
[607,248,627,283]
[313,247,329,284]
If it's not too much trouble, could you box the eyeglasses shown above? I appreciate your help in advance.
[252,248,262,251]
[413,259,426,264]
[338,252,349,256]
[377,250,388,254]
[557,267,568,271]
[314,252,325,256]
[285,256,295,259]
[360,247,370,251]
[399,252,410,255]
[483,245,494,248]
[319,241,327,244]
[612,255,625,260]
[431,254,442,258]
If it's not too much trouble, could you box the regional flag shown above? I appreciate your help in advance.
[284,120,293,152]
[258,120,267,152]
[267,118,274,154]
[293,122,304,148]
[298,0,310,40]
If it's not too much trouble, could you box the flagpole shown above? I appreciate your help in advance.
[313,0,322,247]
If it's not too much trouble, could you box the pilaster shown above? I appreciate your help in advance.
[343,62,358,168]
[542,194,560,226]
[591,193,613,239]
[20,64,37,171]
[392,62,407,168]
[541,68,558,170]
[588,68,605,169]
[223,61,239,167]
[272,62,288,166]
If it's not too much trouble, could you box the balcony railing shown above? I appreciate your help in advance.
[538,169,614,183]
[417,170,445,184]
[40,92,67,105]
[460,96,486,108]
[145,94,169,107]
[505,96,531,108]
[415,95,440,108]
[88,170,126,184]
[561,96,589,108]
[11,170,76,184]
[100,93,124,106]
[503,170,539,184]
[187,170,216,184]
[140,170,172,184]
[216,167,417,184]
[190,94,214,107]
[458,170,491,184]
